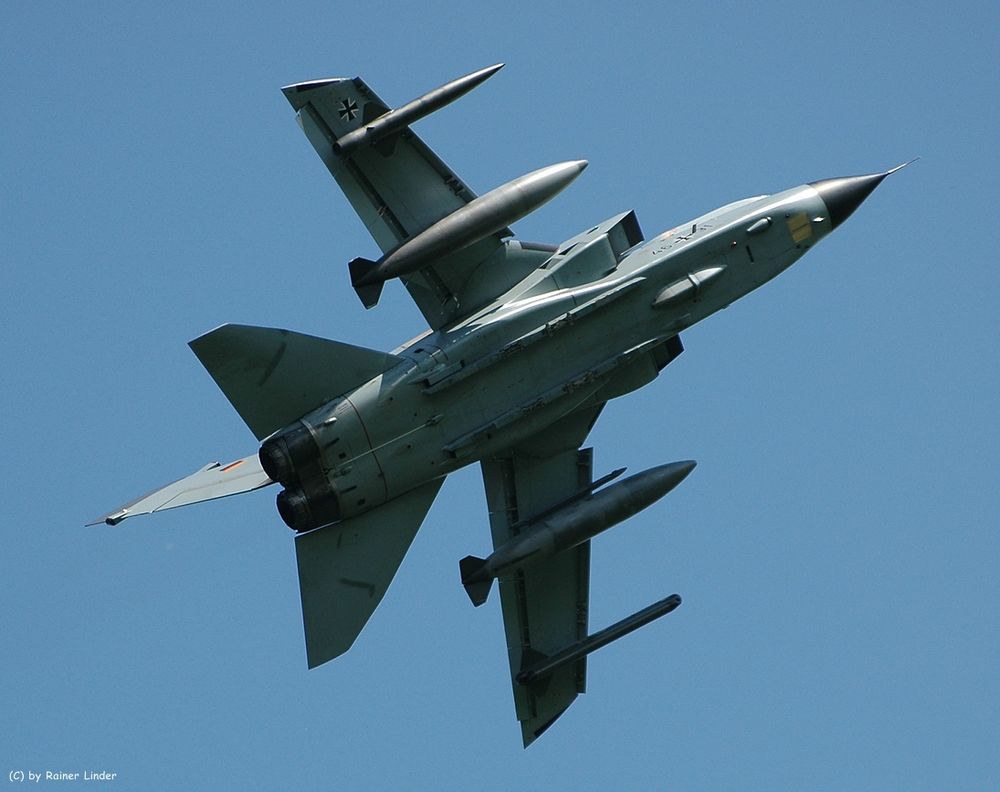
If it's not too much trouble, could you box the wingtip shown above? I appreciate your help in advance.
[86,509,127,527]
[280,77,346,94]
[281,78,351,110]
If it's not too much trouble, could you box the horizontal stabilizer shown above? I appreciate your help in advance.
[459,555,492,606]
[88,453,272,526]
[296,477,445,668]
[348,257,384,308]
[190,324,402,440]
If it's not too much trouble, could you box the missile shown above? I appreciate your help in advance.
[333,63,504,156]
[349,159,588,308]
[460,460,696,606]
[516,594,682,685]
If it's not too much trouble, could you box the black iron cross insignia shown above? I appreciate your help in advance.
[338,99,359,121]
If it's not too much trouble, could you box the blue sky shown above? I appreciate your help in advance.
[3,2,997,789]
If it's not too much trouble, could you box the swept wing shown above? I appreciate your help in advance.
[480,420,600,746]
[283,71,548,328]
[87,454,272,526]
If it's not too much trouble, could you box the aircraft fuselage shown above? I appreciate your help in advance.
[263,183,832,532]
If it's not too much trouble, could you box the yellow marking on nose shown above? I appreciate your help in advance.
[787,212,812,243]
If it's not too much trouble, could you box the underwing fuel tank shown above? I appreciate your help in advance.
[349,160,588,307]
[333,63,504,156]
[460,460,696,605]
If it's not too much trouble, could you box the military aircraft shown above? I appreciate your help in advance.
[91,64,905,746]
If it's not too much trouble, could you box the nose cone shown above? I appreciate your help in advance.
[808,171,888,230]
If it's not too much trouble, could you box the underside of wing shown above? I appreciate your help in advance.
[283,71,552,328]
[284,76,484,254]
[480,444,595,747]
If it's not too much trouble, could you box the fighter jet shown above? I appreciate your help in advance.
[90,64,905,746]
